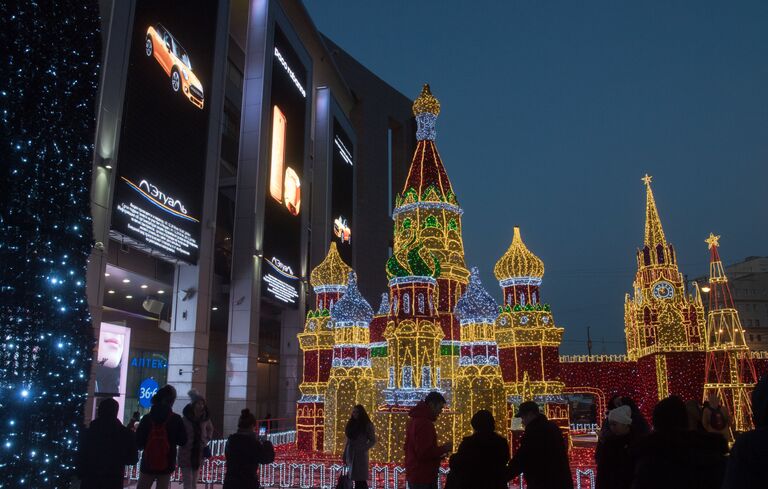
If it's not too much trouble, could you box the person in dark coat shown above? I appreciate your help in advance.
[595,405,636,489]
[722,374,768,488]
[344,404,377,489]
[507,401,573,489]
[630,395,728,489]
[448,409,510,489]
[135,384,188,489]
[76,398,138,489]
[404,391,452,489]
[223,408,276,489]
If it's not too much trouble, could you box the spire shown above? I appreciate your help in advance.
[642,174,667,248]
[454,267,498,323]
[413,83,440,141]
[706,233,727,284]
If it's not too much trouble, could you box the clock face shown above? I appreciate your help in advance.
[653,281,674,300]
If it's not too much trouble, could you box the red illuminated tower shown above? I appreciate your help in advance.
[702,233,758,436]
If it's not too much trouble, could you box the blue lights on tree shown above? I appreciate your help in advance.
[0,1,100,487]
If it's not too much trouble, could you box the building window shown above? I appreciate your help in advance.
[421,366,431,388]
[402,366,413,388]
[750,334,754,341]
[388,367,395,388]
[747,319,753,327]
[756,319,761,327]
[758,335,763,342]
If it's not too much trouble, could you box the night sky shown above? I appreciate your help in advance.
[305,1,768,354]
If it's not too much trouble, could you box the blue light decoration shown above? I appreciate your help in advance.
[330,272,373,327]
[138,378,159,409]
[454,267,501,366]
[0,2,100,487]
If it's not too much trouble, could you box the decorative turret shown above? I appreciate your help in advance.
[296,242,352,451]
[702,233,758,436]
[624,175,705,417]
[495,226,545,307]
[454,267,506,437]
[325,271,374,454]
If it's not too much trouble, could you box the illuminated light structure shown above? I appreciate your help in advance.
[324,271,375,454]
[702,233,758,436]
[296,242,351,451]
[494,227,569,443]
[624,175,705,415]
[453,267,507,438]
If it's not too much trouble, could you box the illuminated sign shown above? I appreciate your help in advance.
[331,118,354,261]
[263,256,300,305]
[138,377,159,408]
[111,0,220,264]
[274,46,306,98]
[95,323,132,420]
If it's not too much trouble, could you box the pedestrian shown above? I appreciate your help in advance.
[595,405,636,489]
[619,396,650,436]
[343,404,376,489]
[76,398,138,489]
[135,384,188,489]
[448,409,510,489]
[127,410,141,431]
[630,395,728,489]
[722,374,768,488]
[404,391,452,489]
[178,389,215,489]
[702,393,731,441]
[223,408,276,489]
[684,400,703,432]
[506,401,573,489]
[598,395,627,443]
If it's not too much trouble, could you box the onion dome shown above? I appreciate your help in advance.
[413,83,441,117]
[386,238,441,280]
[310,242,352,290]
[494,227,544,285]
[331,272,373,325]
[455,267,498,323]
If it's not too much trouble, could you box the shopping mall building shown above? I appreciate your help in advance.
[86,0,415,434]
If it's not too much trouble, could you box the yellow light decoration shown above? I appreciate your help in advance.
[412,83,441,116]
[494,226,545,283]
[310,241,352,288]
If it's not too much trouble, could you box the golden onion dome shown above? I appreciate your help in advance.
[412,83,441,116]
[310,242,352,288]
[494,227,545,282]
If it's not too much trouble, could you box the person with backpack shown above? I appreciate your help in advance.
[223,408,276,489]
[76,398,138,489]
[135,384,187,489]
[404,391,452,489]
[702,393,731,442]
[178,389,215,489]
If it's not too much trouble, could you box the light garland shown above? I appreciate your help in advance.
[0,2,99,486]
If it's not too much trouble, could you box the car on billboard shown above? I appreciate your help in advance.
[145,23,204,109]
[333,216,351,244]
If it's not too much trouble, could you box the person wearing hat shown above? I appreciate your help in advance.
[76,398,138,489]
[404,391,452,489]
[595,405,636,489]
[722,374,768,488]
[506,401,573,489]
[447,409,510,489]
[178,389,215,489]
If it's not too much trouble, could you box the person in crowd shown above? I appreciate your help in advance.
[178,389,215,489]
[619,397,650,436]
[598,395,625,441]
[404,391,452,489]
[722,375,768,488]
[127,410,141,431]
[630,395,728,489]
[506,401,573,489]
[447,409,510,489]
[223,408,276,489]
[702,392,731,441]
[135,385,188,489]
[76,398,138,489]
[595,405,636,489]
[684,400,703,432]
[343,404,377,489]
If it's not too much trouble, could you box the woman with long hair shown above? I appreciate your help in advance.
[343,404,377,489]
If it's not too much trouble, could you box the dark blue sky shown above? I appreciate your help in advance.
[305,1,768,354]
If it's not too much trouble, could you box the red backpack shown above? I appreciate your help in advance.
[143,419,170,472]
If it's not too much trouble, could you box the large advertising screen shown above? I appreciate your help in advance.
[331,119,354,263]
[111,0,220,263]
[94,323,132,420]
[260,27,310,308]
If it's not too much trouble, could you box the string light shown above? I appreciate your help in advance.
[0,2,99,486]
